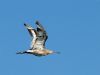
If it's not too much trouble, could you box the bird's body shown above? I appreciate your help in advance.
[18,49,53,56]
[17,21,59,56]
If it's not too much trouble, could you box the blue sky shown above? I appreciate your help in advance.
[0,0,99,75]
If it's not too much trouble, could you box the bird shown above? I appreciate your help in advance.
[16,21,60,56]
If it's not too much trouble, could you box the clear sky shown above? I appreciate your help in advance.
[0,0,99,75]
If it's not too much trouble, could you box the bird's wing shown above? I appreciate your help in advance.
[35,21,45,31]
[24,23,37,49]
[35,21,48,46]
[24,23,37,37]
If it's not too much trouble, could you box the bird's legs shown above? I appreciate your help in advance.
[53,51,60,54]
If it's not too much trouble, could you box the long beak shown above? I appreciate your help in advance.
[16,51,27,54]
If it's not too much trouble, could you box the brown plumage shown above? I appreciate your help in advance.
[16,21,59,56]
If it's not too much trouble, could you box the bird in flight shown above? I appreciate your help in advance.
[17,21,59,56]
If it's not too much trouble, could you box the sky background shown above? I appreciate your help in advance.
[0,0,99,75]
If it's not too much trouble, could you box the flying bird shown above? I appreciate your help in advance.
[17,21,59,56]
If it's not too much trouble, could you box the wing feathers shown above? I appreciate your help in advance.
[35,21,45,31]
[24,23,37,37]
[24,21,48,50]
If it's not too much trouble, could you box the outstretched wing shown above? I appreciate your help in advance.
[24,23,37,37]
[35,21,45,31]
[23,21,48,50]
[35,21,48,46]
[24,23,37,49]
